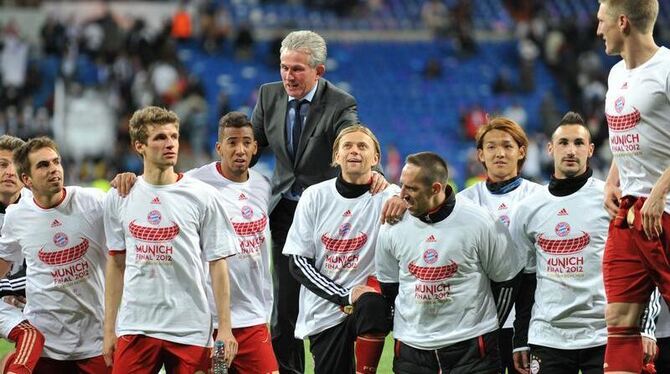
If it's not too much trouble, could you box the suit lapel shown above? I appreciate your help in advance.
[294,79,326,166]
[272,88,292,165]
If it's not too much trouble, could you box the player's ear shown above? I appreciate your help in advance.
[431,182,442,195]
[20,173,31,188]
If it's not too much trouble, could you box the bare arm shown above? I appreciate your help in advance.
[210,257,238,365]
[604,160,621,219]
[103,253,126,367]
[641,166,670,238]
[0,259,12,279]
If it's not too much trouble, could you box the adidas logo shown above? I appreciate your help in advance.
[50,219,62,227]
[426,235,437,243]
[343,210,352,217]
[498,203,508,210]
[239,193,247,201]
[151,197,161,204]
[558,208,569,216]
[621,82,628,89]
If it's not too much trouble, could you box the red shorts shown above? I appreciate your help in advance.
[34,355,109,374]
[2,322,44,374]
[603,196,670,304]
[112,335,209,374]
[230,324,278,374]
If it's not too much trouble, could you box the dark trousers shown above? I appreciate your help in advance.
[529,344,605,374]
[657,337,670,373]
[393,330,501,374]
[499,328,513,374]
[309,293,392,374]
[270,198,304,374]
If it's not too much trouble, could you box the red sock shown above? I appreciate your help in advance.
[604,326,643,372]
[5,322,45,374]
[355,335,385,374]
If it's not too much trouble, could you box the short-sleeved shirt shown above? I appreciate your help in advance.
[459,178,543,328]
[375,196,523,350]
[0,186,107,360]
[605,46,670,213]
[283,179,400,339]
[103,175,237,347]
[187,163,273,328]
[509,178,609,349]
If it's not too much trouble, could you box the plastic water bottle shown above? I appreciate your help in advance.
[212,340,228,374]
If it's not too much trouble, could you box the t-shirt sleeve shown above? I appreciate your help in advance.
[282,191,317,258]
[479,215,524,282]
[375,224,400,283]
[200,192,238,262]
[0,301,25,339]
[0,217,23,264]
[509,205,537,273]
[103,190,126,252]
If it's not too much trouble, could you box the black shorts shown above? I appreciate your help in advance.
[308,292,392,374]
[529,344,605,374]
[393,330,501,374]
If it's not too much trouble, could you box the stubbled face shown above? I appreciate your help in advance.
[280,50,324,99]
[0,150,22,198]
[334,131,379,181]
[400,163,436,217]
[477,129,525,182]
[597,3,624,56]
[136,123,179,169]
[23,147,63,197]
[549,125,594,179]
[216,126,257,180]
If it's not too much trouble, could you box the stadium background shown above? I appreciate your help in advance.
[0,0,669,372]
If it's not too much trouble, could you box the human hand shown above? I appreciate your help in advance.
[369,172,389,195]
[603,181,621,219]
[380,195,407,225]
[110,173,138,197]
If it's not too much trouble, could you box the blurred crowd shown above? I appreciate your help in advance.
[1,0,669,189]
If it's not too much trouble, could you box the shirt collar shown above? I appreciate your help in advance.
[287,80,319,103]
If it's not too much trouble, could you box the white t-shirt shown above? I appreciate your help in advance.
[0,188,31,275]
[283,179,400,339]
[509,178,609,349]
[0,302,25,339]
[186,163,273,328]
[459,178,543,328]
[605,46,670,213]
[376,196,523,350]
[104,175,237,347]
[0,186,107,360]
[0,189,29,341]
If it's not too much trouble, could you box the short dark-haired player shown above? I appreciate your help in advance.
[510,113,609,374]
[376,152,524,373]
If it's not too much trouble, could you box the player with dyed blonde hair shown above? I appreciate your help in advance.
[459,117,542,373]
[283,125,404,373]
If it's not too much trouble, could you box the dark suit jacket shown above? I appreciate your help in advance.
[251,78,358,212]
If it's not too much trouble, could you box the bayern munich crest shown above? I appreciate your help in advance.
[499,215,510,227]
[241,205,254,220]
[554,222,571,237]
[147,210,162,225]
[338,222,351,237]
[615,96,625,113]
[53,232,69,247]
[423,248,438,264]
